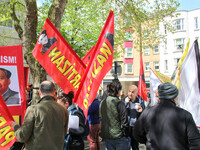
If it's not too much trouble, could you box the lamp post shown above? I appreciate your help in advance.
[111,61,123,79]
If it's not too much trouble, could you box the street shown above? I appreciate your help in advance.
[84,129,200,149]
[84,138,146,150]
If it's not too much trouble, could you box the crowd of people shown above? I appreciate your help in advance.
[10,79,200,150]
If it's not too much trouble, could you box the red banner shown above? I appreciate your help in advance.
[0,45,26,115]
[0,45,26,149]
[24,67,29,87]
[74,10,114,118]
[32,18,86,94]
[82,46,95,66]
[138,54,147,101]
[0,94,17,150]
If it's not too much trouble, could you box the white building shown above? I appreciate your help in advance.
[159,8,200,77]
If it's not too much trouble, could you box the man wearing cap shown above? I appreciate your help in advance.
[0,68,20,105]
[133,82,200,149]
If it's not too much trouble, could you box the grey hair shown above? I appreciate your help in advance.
[39,81,55,95]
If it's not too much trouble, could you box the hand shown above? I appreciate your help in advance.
[125,97,130,103]
[137,106,143,112]
[11,120,19,129]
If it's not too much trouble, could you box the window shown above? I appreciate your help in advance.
[194,17,198,29]
[175,38,184,51]
[124,15,132,27]
[164,41,167,52]
[165,60,168,71]
[146,82,150,89]
[144,46,150,55]
[153,45,159,54]
[144,30,149,37]
[174,58,180,67]
[125,64,133,74]
[164,24,167,34]
[145,62,150,71]
[175,19,184,31]
[125,47,133,58]
[125,32,132,41]
[153,28,158,37]
[154,62,159,71]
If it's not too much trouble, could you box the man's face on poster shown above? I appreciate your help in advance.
[0,70,10,95]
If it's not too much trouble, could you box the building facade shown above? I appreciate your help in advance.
[103,8,200,97]
[159,8,200,76]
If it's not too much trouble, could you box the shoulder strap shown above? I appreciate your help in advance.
[93,98,100,103]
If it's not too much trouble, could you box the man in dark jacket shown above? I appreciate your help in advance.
[133,82,200,150]
[121,85,145,150]
[12,80,68,150]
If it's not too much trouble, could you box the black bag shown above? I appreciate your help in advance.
[9,141,24,150]
[70,107,89,137]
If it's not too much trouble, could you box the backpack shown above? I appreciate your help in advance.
[70,106,90,137]
[64,105,90,150]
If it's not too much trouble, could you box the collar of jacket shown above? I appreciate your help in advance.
[67,104,78,112]
[37,95,56,104]
[159,99,176,106]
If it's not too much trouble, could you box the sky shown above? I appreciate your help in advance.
[177,0,200,11]
[37,0,200,11]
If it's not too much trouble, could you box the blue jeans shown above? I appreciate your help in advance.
[104,137,130,150]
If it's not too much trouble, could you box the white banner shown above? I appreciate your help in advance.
[150,69,162,106]
[178,40,200,127]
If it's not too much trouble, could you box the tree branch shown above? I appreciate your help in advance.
[10,2,23,40]
[48,0,68,30]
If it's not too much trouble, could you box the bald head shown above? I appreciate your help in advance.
[39,81,55,97]
[128,85,138,101]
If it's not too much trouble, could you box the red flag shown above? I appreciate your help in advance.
[138,54,147,101]
[0,45,27,122]
[32,19,86,94]
[82,46,95,66]
[24,67,29,87]
[0,94,17,150]
[74,10,114,118]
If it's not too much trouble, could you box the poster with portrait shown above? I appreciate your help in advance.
[0,45,26,118]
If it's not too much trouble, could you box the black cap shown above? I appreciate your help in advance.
[158,82,178,100]
[0,68,11,79]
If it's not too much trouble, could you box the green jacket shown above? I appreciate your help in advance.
[99,96,123,139]
[14,96,68,150]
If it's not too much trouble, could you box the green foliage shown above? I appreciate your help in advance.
[38,0,115,58]
[37,0,52,36]
[0,0,25,45]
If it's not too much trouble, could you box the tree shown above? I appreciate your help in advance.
[0,0,114,101]
[0,0,68,102]
[114,0,180,54]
